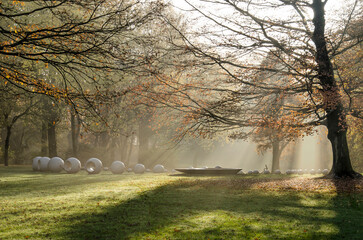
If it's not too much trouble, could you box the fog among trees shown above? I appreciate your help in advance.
[0,0,362,177]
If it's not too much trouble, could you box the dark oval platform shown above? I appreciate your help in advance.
[175,168,242,175]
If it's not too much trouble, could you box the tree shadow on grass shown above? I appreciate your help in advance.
[330,179,363,239]
[0,168,150,197]
[55,177,363,240]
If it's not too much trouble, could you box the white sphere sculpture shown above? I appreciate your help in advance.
[133,164,146,174]
[39,157,50,171]
[286,169,292,175]
[247,170,253,174]
[298,169,303,175]
[273,169,281,174]
[48,157,64,173]
[85,158,103,174]
[322,169,329,175]
[317,169,322,174]
[153,164,165,173]
[253,170,259,174]
[263,170,270,174]
[32,156,42,171]
[64,158,81,173]
[110,161,125,174]
[310,169,316,175]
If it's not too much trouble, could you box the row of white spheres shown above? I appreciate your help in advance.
[32,157,167,175]
[32,156,82,173]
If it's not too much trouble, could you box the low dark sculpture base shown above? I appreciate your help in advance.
[175,168,242,175]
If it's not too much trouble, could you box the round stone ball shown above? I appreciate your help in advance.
[322,169,329,175]
[310,169,316,175]
[153,164,165,173]
[298,169,303,175]
[85,158,103,174]
[317,169,322,174]
[48,157,64,173]
[263,170,270,174]
[247,170,253,174]
[253,170,259,174]
[32,156,42,171]
[64,157,81,174]
[286,169,292,175]
[39,157,50,171]
[133,164,145,174]
[273,169,281,174]
[110,161,125,174]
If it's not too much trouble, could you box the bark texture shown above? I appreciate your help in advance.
[311,0,361,178]
[271,141,281,171]
[48,121,57,158]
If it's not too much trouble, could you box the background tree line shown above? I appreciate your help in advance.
[0,0,362,176]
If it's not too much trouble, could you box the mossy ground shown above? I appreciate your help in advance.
[0,166,362,239]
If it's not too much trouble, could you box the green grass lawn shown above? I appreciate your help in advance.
[0,166,362,240]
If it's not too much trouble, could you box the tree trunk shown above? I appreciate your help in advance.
[138,118,153,167]
[125,136,133,167]
[3,126,11,166]
[48,122,57,157]
[311,0,360,178]
[271,141,281,171]
[41,121,48,156]
[70,111,80,157]
[326,105,358,177]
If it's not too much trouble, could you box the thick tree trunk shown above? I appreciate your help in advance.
[311,0,361,178]
[271,141,281,171]
[3,126,11,166]
[48,122,57,157]
[41,122,48,156]
[326,105,359,177]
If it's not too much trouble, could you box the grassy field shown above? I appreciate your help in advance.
[0,166,362,240]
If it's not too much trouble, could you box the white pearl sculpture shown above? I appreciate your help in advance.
[48,157,64,173]
[32,156,42,171]
[322,169,329,175]
[110,161,126,174]
[64,157,81,173]
[152,164,165,173]
[133,164,146,174]
[39,157,50,171]
[85,158,103,174]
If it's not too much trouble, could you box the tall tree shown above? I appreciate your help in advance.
[162,0,362,177]
[0,84,35,166]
